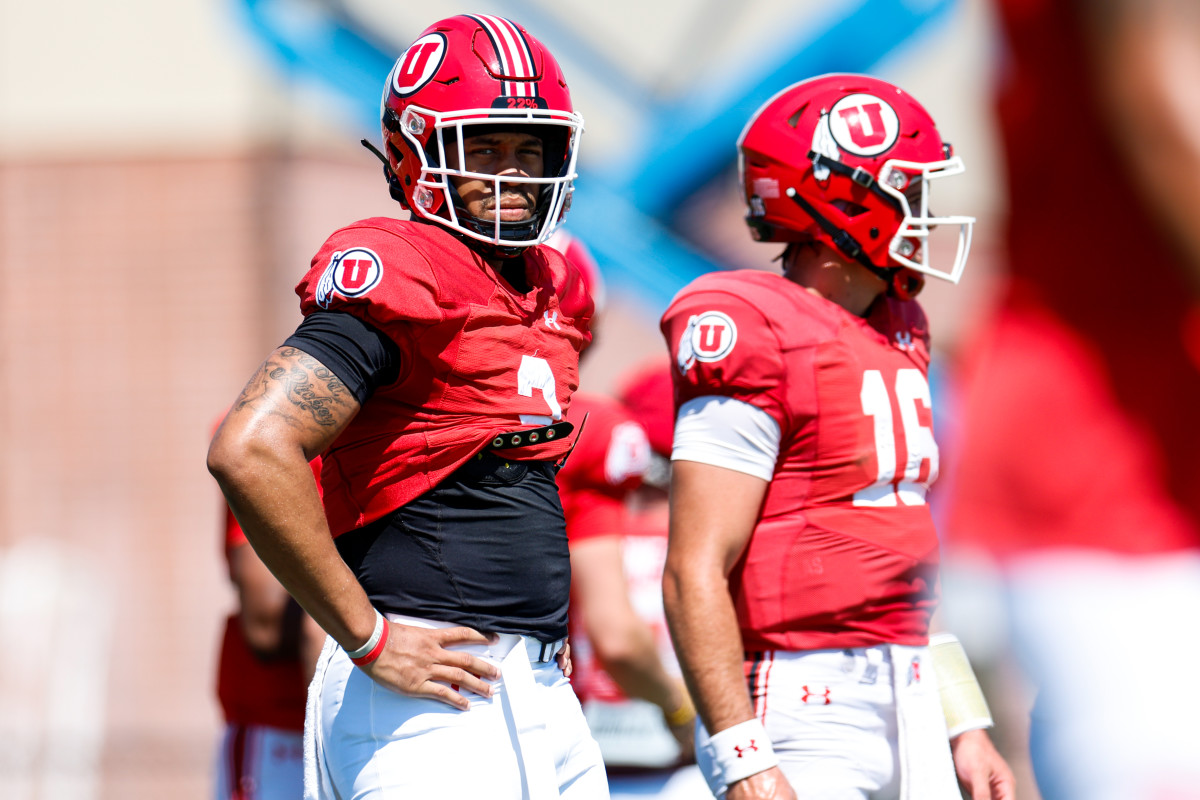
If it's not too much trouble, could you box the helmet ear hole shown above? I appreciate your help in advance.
[830,199,868,218]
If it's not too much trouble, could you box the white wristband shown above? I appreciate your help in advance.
[930,633,994,738]
[707,718,779,789]
[345,610,385,660]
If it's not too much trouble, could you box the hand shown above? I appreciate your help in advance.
[661,683,697,762]
[950,729,1016,800]
[727,767,797,800]
[556,638,572,678]
[667,715,696,763]
[359,623,501,710]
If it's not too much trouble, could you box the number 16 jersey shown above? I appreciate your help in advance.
[660,270,940,652]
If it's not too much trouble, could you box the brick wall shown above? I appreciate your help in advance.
[0,151,390,798]
[0,151,660,798]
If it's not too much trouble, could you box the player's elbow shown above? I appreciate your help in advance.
[589,617,649,669]
[661,564,686,623]
[662,556,722,626]
[240,602,300,661]
[207,426,249,487]
[207,420,276,491]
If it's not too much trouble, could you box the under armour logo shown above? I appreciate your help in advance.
[801,685,832,705]
[908,658,921,685]
[543,310,562,331]
[733,739,759,758]
[895,331,914,351]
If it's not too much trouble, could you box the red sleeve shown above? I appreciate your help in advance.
[294,219,444,328]
[660,284,791,429]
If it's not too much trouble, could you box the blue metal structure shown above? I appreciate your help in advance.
[233,0,957,313]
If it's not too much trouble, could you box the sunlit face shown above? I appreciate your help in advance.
[444,130,545,222]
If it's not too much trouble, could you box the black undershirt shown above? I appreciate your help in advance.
[283,310,400,403]
[282,309,570,640]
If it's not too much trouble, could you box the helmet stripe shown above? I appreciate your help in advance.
[488,16,536,85]
[470,14,537,98]
[465,15,513,95]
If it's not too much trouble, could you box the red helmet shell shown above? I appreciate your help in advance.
[739,73,972,283]
[380,15,583,247]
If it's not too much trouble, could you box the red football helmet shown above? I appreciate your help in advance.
[738,73,973,297]
[377,15,584,252]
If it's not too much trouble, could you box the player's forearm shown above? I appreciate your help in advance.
[229,542,301,658]
[209,432,377,652]
[664,461,767,733]
[572,537,685,712]
[592,621,684,712]
[663,562,754,733]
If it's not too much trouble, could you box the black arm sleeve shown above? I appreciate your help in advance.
[283,311,402,403]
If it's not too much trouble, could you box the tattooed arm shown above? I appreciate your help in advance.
[208,347,500,707]
[207,346,375,654]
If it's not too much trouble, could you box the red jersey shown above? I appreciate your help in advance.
[661,270,940,651]
[294,219,592,536]
[946,0,1200,557]
[558,393,649,546]
[557,393,651,703]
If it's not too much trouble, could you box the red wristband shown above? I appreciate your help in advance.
[350,613,389,667]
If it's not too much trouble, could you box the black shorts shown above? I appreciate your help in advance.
[335,451,571,640]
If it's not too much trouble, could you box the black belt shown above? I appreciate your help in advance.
[488,421,574,450]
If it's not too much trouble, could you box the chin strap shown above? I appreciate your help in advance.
[361,139,407,205]
[784,187,919,300]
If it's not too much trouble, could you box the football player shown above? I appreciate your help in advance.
[547,235,705,799]
[208,14,606,799]
[659,74,1014,800]
[947,1,1200,797]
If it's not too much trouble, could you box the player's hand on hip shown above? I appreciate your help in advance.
[950,728,1016,800]
[360,623,500,710]
[555,638,572,677]
[727,767,797,800]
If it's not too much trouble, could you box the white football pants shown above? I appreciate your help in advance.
[696,645,960,800]
[1005,550,1200,800]
[304,615,609,799]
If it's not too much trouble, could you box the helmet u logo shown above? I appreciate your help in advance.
[837,103,888,148]
[399,42,439,82]
[390,33,446,97]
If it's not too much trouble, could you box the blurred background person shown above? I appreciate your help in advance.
[943,1,1200,798]
[551,230,706,798]
[213,409,326,800]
